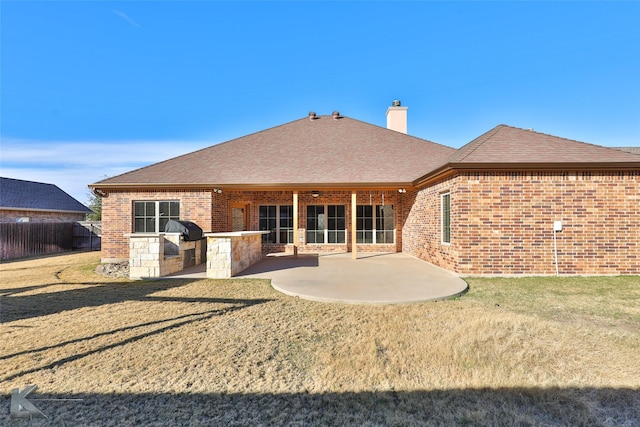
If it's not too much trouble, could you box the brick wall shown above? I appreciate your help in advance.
[101,189,212,261]
[102,188,404,261]
[402,179,459,271]
[0,209,86,223]
[404,170,640,275]
[223,189,403,254]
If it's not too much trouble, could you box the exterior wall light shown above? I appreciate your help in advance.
[213,188,223,194]
[311,190,320,198]
[398,188,407,193]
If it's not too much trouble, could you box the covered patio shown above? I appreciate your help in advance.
[170,252,468,304]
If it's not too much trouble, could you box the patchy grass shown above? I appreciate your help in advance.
[1,253,638,426]
[466,276,640,333]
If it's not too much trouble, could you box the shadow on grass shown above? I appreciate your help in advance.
[0,387,637,426]
[0,284,63,297]
[0,297,272,383]
[0,279,270,324]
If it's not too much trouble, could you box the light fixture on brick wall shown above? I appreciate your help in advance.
[213,188,223,194]
[311,190,320,198]
[398,188,406,193]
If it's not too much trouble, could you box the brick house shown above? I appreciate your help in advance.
[90,104,640,275]
[1,177,92,223]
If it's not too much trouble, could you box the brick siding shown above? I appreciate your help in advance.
[101,189,212,261]
[101,173,639,275]
[101,188,403,261]
[222,190,402,255]
[404,170,640,275]
[0,209,86,223]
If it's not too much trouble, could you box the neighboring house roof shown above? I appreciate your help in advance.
[93,115,456,189]
[0,177,92,214]
[613,147,640,155]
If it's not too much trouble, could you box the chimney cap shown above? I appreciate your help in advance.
[391,100,401,107]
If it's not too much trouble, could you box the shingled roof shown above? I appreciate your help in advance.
[93,115,455,189]
[613,147,640,155]
[0,177,92,213]
[446,124,640,166]
[92,119,640,192]
[414,124,640,186]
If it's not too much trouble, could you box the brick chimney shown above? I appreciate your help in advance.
[386,100,407,134]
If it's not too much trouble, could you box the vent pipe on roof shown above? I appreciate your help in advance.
[309,112,317,120]
[332,111,340,120]
[386,100,408,134]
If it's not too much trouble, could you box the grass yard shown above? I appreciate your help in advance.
[1,252,639,426]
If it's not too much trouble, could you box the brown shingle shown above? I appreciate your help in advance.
[448,124,640,165]
[93,115,455,188]
[613,147,640,155]
[93,120,640,191]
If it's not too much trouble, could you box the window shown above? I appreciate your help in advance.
[327,205,346,244]
[441,193,451,244]
[279,205,294,244]
[356,205,395,244]
[376,205,395,244]
[259,205,294,244]
[306,205,324,243]
[259,206,277,243]
[134,201,180,233]
[307,205,345,244]
[356,205,373,243]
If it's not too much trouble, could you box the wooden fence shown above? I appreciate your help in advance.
[0,221,102,261]
[0,222,74,260]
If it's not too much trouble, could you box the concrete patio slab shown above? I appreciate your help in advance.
[237,252,468,304]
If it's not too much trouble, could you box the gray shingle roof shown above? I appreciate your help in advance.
[0,177,92,213]
[93,115,456,188]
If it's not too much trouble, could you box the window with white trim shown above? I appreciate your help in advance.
[356,205,395,244]
[441,193,451,244]
[307,205,346,244]
[376,205,395,243]
[279,205,294,244]
[134,201,180,233]
[260,205,293,244]
[356,205,373,243]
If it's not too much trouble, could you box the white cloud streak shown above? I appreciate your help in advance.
[112,10,141,28]
[0,138,211,205]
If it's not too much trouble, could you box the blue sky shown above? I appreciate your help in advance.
[1,1,639,204]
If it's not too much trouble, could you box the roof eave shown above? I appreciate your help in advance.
[0,206,92,214]
[413,161,640,188]
[89,181,416,194]
[450,161,640,171]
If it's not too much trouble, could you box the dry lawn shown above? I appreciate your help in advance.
[1,252,639,426]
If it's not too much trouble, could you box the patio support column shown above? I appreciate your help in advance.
[293,190,299,258]
[351,191,357,260]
